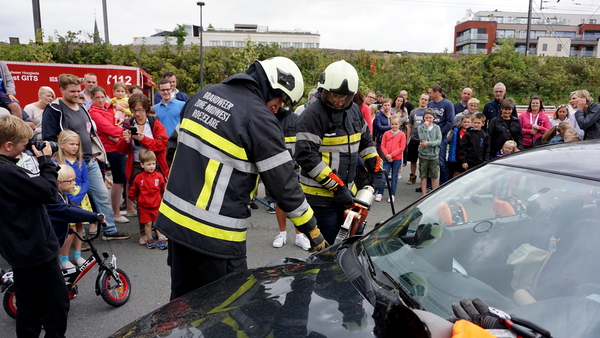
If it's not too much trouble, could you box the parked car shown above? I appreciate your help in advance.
[111,141,600,338]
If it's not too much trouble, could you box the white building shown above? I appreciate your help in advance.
[133,23,320,49]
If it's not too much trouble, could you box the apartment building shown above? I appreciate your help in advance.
[133,23,320,49]
[454,11,600,57]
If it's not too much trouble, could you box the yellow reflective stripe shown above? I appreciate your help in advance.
[322,133,361,146]
[289,207,314,227]
[284,136,296,143]
[196,159,220,209]
[159,203,246,242]
[301,183,334,197]
[363,152,378,161]
[181,118,248,160]
[315,166,332,182]
[322,152,330,167]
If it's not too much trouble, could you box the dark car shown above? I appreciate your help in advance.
[111,141,600,338]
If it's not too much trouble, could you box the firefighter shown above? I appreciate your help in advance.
[295,60,383,245]
[156,56,328,300]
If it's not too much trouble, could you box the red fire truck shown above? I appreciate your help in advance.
[3,61,155,105]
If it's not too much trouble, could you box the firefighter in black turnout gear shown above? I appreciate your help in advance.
[295,60,383,244]
[156,56,328,300]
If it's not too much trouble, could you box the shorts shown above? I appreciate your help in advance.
[448,161,466,175]
[0,92,17,108]
[138,206,159,224]
[419,158,439,179]
[107,151,127,184]
[406,138,420,163]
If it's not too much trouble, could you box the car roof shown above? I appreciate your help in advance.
[490,140,600,181]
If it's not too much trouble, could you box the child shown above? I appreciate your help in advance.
[110,82,131,124]
[460,113,490,171]
[129,149,168,249]
[496,140,518,157]
[563,128,581,142]
[542,121,572,144]
[377,115,406,202]
[550,104,570,127]
[417,111,441,196]
[45,165,104,266]
[0,114,68,336]
[447,115,473,177]
[53,130,93,268]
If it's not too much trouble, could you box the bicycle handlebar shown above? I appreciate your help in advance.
[68,222,106,242]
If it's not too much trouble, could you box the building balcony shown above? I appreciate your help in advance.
[570,50,596,57]
[456,33,489,44]
[457,16,569,26]
[457,48,488,55]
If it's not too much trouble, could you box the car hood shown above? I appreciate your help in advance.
[110,249,377,338]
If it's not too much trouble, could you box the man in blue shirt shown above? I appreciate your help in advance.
[153,79,185,136]
[427,84,455,185]
[153,71,189,104]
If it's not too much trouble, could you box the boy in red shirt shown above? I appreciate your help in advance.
[129,149,167,249]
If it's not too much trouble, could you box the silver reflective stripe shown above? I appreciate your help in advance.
[162,190,247,230]
[323,178,337,189]
[330,152,340,176]
[286,199,310,219]
[307,161,327,179]
[296,132,321,144]
[255,150,291,172]
[208,165,233,214]
[299,175,321,187]
[179,132,258,174]
[360,146,377,157]
[319,143,359,153]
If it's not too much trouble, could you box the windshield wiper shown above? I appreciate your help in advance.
[358,242,425,310]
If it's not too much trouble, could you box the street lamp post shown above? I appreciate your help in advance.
[197,2,205,88]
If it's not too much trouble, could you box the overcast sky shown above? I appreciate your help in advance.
[1,0,599,53]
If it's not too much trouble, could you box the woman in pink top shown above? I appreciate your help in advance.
[88,86,132,223]
[376,115,406,203]
[519,95,550,148]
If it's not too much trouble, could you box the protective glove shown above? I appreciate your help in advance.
[372,171,384,191]
[449,298,504,329]
[307,227,330,252]
[333,185,354,208]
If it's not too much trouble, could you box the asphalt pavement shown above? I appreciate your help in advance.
[0,164,425,337]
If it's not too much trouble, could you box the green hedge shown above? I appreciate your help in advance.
[3,32,600,107]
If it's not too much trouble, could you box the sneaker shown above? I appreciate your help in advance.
[61,261,76,269]
[139,235,147,245]
[295,234,311,251]
[157,238,168,250]
[374,194,383,202]
[249,201,259,209]
[272,233,287,248]
[125,211,137,217]
[146,238,157,249]
[267,203,276,214]
[75,257,86,267]
[387,196,395,203]
[407,174,417,185]
[102,231,131,240]
[81,243,91,252]
[114,215,130,223]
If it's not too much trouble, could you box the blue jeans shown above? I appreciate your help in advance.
[312,206,345,245]
[86,160,117,235]
[439,138,449,185]
[378,159,402,196]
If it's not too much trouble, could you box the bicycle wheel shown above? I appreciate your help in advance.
[3,285,17,319]
[98,268,131,307]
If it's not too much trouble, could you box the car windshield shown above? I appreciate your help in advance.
[362,163,600,336]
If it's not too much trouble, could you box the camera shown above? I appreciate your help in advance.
[123,125,140,146]
[26,138,58,153]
